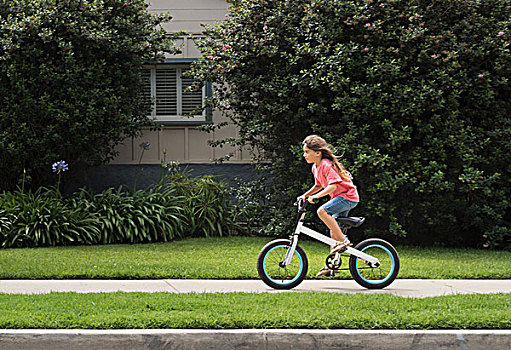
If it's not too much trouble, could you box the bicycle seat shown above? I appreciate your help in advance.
[337,217,365,228]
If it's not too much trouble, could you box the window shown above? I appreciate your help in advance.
[142,64,207,123]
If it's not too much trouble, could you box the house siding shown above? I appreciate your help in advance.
[110,0,251,165]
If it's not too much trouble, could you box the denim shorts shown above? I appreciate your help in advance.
[321,196,358,230]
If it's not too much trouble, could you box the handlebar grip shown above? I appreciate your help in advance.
[302,197,319,204]
[296,197,319,207]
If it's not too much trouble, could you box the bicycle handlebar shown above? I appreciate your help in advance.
[296,197,319,212]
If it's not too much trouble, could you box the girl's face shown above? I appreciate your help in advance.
[303,145,321,164]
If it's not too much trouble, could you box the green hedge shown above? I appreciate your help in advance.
[0,0,176,191]
[192,0,511,249]
[0,175,235,249]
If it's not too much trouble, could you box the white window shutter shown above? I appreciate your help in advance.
[155,68,177,116]
[141,64,205,120]
[181,68,203,115]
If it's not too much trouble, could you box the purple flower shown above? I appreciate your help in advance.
[365,23,371,27]
[498,31,504,36]
[263,25,268,30]
[478,74,484,78]
[139,142,151,150]
[52,160,69,173]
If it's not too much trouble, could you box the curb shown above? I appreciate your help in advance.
[1,329,510,350]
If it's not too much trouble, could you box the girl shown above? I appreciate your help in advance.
[299,135,359,277]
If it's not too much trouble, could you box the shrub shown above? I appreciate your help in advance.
[0,187,100,247]
[166,173,237,237]
[192,0,511,249]
[71,186,186,245]
[0,172,236,248]
[0,0,178,191]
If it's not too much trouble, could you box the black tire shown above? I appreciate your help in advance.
[257,239,308,290]
[349,238,400,289]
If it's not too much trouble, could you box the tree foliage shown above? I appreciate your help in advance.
[192,0,511,249]
[0,0,177,190]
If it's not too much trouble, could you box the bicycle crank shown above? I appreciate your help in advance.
[326,253,342,269]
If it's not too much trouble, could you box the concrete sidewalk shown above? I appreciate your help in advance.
[1,279,510,297]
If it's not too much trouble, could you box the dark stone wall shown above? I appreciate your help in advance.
[66,163,259,193]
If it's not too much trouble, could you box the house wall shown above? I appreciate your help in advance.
[110,0,251,166]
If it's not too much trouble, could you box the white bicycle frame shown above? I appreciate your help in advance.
[283,207,380,267]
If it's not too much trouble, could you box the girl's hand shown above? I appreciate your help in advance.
[297,195,306,202]
[342,170,353,180]
[307,195,318,204]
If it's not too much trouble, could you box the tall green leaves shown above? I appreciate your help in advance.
[167,173,237,238]
[71,187,186,245]
[0,174,235,249]
[0,187,100,248]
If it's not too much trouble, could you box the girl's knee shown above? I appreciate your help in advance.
[317,207,328,217]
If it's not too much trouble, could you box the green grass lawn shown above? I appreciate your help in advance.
[0,292,509,329]
[0,236,509,279]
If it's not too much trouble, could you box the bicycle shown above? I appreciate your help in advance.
[257,198,400,290]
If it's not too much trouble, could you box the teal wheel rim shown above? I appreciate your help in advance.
[263,245,303,285]
[355,244,395,284]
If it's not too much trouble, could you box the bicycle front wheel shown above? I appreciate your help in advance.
[257,239,308,290]
[349,238,400,289]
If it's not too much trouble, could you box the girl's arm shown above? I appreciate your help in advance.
[299,185,322,200]
[308,184,336,203]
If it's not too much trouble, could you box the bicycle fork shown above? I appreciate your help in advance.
[281,216,304,267]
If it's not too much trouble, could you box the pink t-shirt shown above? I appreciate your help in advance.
[312,159,359,202]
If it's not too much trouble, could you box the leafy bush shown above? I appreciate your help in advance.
[0,188,100,248]
[232,178,291,237]
[0,0,177,191]
[192,0,511,249]
[0,173,236,248]
[71,186,186,245]
[167,173,237,237]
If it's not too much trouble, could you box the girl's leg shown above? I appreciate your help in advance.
[316,198,357,276]
[332,209,351,236]
[318,197,357,254]
[316,208,349,276]
[317,208,346,243]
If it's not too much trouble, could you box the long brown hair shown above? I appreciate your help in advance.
[303,135,352,181]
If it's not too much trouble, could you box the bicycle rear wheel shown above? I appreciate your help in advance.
[349,238,400,289]
[257,239,308,289]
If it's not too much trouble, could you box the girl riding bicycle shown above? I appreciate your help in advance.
[299,135,359,277]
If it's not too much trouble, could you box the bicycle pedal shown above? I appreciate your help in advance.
[331,247,347,254]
